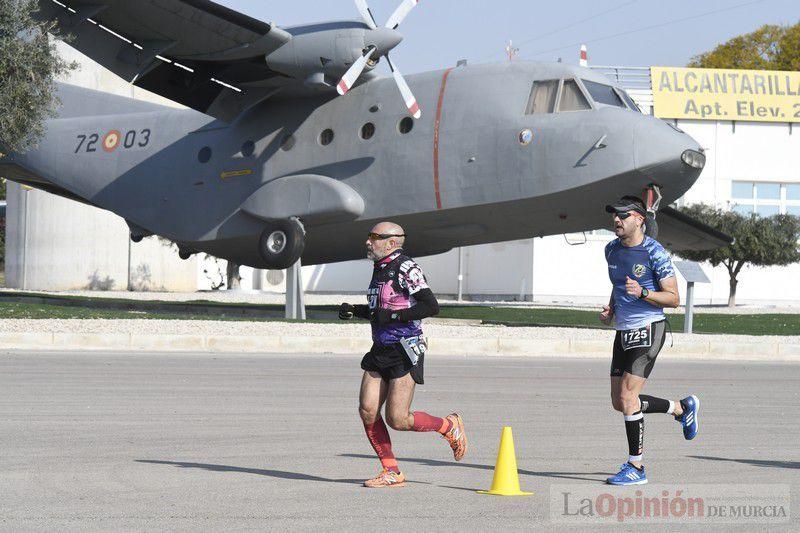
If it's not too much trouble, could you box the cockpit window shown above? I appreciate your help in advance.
[525,80,559,114]
[617,89,642,112]
[558,80,591,112]
[581,79,625,108]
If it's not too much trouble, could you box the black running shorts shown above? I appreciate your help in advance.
[610,320,667,379]
[361,343,424,384]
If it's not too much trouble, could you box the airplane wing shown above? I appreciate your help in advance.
[35,0,293,121]
[656,206,734,251]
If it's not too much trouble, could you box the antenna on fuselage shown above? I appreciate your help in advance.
[579,44,588,67]
[505,40,519,62]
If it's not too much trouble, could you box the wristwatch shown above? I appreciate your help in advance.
[639,288,650,299]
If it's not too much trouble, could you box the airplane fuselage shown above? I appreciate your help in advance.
[2,61,704,267]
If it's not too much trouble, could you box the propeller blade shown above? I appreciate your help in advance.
[336,47,377,96]
[385,0,419,29]
[354,0,377,29]
[386,55,421,119]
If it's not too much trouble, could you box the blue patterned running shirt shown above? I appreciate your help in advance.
[605,236,675,330]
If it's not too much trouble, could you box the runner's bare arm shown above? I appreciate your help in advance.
[600,292,615,324]
[627,275,680,308]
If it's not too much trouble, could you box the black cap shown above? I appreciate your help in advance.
[605,198,646,216]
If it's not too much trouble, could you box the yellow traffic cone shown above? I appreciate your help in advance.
[477,426,533,496]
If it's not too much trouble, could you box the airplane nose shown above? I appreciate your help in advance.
[634,117,704,193]
[367,27,403,55]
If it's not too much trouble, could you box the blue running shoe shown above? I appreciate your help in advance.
[678,395,700,440]
[606,463,648,485]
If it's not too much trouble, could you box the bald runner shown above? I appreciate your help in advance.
[339,222,467,488]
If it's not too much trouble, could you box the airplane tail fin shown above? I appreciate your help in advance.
[0,158,94,206]
[54,82,177,120]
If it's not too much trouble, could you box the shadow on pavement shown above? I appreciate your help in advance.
[136,459,369,485]
[340,453,608,482]
[689,455,800,469]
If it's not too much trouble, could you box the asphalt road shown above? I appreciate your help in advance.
[1,351,798,531]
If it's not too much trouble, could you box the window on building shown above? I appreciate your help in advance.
[731,181,753,199]
[731,181,800,216]
[732,203,755,215]
[525,80,559,114]
[581,79,625,108]
[558,80,591,112]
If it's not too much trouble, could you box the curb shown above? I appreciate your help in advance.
[0,332,797,362]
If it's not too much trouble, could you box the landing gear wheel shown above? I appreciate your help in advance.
[258,218,305,269]
[643,184,662,239]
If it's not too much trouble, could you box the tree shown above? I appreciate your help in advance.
[689,22,800,71]
[0,0,76,154]
[674,204,800,307]
[0,178,5,268]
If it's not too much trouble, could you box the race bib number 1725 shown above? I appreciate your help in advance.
[621,324,652,351]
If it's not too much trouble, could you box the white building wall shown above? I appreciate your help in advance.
[674,119,800,305]
[532,236,611,304]
[4,41,198,292]
[284,240,535,299]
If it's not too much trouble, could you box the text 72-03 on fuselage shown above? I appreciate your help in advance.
[0,0,711,269]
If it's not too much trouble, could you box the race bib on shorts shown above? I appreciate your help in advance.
[621,324,652,351]
[399,336,427,365]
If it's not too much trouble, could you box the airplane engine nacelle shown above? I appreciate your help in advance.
[265,28,366,86]
[258,218,306,269]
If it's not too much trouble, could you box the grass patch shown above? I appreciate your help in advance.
[0,296,797,336]
[437,306,800,336]
[0,302,337,323]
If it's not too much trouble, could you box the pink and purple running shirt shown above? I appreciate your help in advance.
[367,250,429,345]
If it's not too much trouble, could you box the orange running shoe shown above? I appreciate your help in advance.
[363,469,406,488]
[443,413,467,461]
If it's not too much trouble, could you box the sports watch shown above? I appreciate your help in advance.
[639,288,650,299]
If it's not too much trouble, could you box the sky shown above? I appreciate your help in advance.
[217,0,799,73]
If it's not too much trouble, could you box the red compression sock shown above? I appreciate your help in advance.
[364,417,400,473]
[412,411,451,434]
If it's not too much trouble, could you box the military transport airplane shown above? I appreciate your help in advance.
[0,0,729,270]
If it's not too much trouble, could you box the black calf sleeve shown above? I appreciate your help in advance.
[624,411,644,462]
[639,395,671,414]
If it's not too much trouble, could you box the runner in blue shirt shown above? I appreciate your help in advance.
[600,196,700,485]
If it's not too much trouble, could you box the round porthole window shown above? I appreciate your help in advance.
[398,117,414,134]
[280,134,295,151]
[241,140,255,157]
[360,122,376,140]
[198,146,212,163]
[519,128,533,145]
[319,128,334,146]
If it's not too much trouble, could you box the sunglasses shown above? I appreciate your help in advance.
[615,212,633,220]
[368,232,406,241]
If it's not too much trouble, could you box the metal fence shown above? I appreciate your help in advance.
[591,66,654,115]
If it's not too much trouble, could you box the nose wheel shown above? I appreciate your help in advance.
[643,185,662,239]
